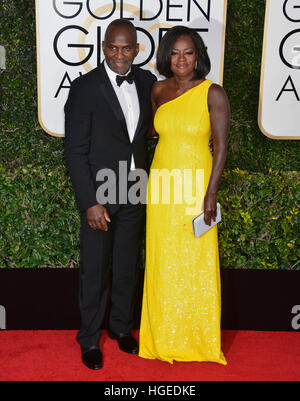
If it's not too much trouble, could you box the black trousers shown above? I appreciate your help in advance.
[76,202,145,350]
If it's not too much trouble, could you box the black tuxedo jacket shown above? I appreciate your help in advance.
[64,63,156,213]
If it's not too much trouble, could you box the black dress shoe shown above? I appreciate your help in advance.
[81,347,103,370]
[108,331,139,354]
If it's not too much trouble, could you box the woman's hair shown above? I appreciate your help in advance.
[156,26,211,79]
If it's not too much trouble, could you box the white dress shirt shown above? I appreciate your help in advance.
[104,60,140,170]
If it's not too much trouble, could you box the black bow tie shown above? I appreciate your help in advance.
[116,72,134,86]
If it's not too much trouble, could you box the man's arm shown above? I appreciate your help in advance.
[64,80,111,231]
[64,79,97,212]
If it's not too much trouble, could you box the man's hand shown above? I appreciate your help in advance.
[86,204,111,231]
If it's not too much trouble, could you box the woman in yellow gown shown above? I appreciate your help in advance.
[139,26,230,365]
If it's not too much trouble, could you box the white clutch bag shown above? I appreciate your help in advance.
[192,202,221,238]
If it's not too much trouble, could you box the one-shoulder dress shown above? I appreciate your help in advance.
[139,80,226,365]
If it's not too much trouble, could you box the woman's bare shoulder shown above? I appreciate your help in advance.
[152,79,170,94]
[151,79,172,104]
[208,83,226,96]
[208,83,229,107]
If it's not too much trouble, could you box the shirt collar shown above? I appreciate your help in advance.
[104,60,132,86]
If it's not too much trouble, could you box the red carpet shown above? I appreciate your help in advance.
[0,330,299,381]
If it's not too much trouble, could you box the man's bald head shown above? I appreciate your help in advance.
[104,19,137,45]
[102,19,139,75]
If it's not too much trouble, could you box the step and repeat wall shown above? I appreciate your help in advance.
[36,0,300,140]
[259,0,300,139]
[35,0,228,136]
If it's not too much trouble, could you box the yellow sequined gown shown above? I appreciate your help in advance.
[139,80,226,365]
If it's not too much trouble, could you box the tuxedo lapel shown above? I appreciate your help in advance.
[97,64,130,143]
[97,63,145,144]
[132,69,145,142]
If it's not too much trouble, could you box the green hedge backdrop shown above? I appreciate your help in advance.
[0,0,299,269]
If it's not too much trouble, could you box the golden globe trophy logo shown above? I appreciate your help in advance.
[35,0,227,136]
[259,0,300,139]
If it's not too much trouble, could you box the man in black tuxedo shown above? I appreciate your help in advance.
[64,19,156,370]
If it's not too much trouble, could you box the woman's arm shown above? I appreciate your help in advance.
[204,84,230,225]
